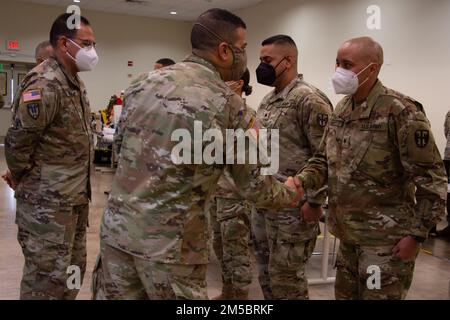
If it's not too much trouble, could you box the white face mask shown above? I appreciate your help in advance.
[66,39,99,72]
[331,63,374,95]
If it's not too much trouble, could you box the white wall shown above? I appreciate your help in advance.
[237,0,450,154]
[1,0,449,153]
[0,0,192,135]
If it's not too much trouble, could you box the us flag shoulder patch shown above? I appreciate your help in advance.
[22,90,42,103]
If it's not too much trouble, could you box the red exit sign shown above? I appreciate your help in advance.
[6,40,20,51]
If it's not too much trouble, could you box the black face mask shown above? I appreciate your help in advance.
[256,57,287,86]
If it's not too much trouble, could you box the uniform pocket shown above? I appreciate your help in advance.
[16,200,73,244]
[275,210,318,242]
[347,131,374,174]
[272,241,307,269]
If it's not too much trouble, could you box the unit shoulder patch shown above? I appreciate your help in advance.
[27,102,40,120]
[317,113,329,127]
[415,130,429,148]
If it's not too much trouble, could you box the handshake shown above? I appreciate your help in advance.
[2,170,16,190]
[285,176,323,223]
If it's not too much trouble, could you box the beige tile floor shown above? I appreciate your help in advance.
[0,145,449,300]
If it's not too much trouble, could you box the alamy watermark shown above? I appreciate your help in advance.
[170,120,280,175]
[66,5,81,30]
[367,5,381,30]
[367,265,381,290]
[66,265,81,290]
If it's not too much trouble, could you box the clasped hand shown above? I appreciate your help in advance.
[285,176,322,222]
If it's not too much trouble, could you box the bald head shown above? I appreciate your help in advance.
[341,37,383,65]
[335,37,383,101]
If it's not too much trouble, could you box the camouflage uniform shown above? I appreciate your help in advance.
[444,110,450,161]
[298,80,447,299]
[92,54,297,300]
[254,74,333,299]
[211,167,253,299]
[251,208,272,299]
[442,111,450,225]
[5,57,93,300]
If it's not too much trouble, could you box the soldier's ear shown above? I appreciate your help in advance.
[285,56,295,69]
[58,36,69,53]
[218,42,231,62]
[370,63,379,74]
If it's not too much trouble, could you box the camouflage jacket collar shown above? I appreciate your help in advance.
[339,79,384,120]
[49,57,83,90]
[268,74,304,105]
[183,54,221,79]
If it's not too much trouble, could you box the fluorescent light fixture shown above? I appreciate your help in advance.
[170,11,177,15]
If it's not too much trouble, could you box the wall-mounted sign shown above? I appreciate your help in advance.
[6,40,20,51]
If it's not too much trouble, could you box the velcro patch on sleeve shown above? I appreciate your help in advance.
[27,103,40,120]
[317,113,329,127]
[22,90,42,103]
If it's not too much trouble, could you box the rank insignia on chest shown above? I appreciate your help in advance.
[27,103,40,120]
[415,130,429,148]
[317,113,329,127]
[279,101,292,108]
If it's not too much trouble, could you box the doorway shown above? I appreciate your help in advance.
[0,61,35,108]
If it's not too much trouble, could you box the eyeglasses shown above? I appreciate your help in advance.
[70,38,97,49]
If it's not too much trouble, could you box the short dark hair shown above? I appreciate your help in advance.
[50,13,90,47]
[191,8,246,51]
[262,35,297,48]
[241,69,252,96]
[156,58,176,66]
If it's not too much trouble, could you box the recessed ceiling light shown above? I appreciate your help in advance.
[170,11,177,15]
[73,0,80,3]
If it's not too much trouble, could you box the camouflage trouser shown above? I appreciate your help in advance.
[92,241,208,300]
[251,208,272,299]
[335,242,416,300]
[16,201,89,300]
[211,197,252,293]
[252,209,318,300]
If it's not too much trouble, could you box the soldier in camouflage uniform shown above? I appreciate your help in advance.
[35,40,54,65]
[92,9,299,300]
[296,37,447,299]
[253,35,333,300]
[211,70,254,300]
[211,172,253,300]
[4,13,97,299]
[437,111,450,238]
